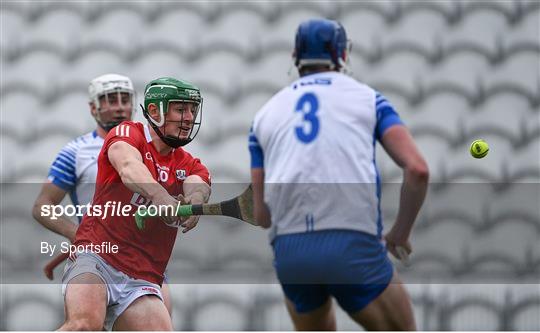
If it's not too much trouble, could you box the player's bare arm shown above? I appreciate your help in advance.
[108,140,180,226]
[179,175,211,233]
[32,183,77,242]
[251,167,271,228]
[183,175,211,204]
[380,125,429,259]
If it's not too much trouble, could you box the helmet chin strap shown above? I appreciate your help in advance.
[338,57,352,75]
[93,91,134,132]
[98,121,121,132]
[95,110,124,132]
[140,104,193,148]
[160,135,193,148]
[287,57,295,77]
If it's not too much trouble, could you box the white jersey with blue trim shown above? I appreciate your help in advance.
[250,71,403,240]
[47,131,104,222]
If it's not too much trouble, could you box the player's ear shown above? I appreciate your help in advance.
[89,102,97,117]
[147,103,160,121]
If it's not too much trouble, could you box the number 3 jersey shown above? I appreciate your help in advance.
[249,71,403,241]
[74,121,210,285]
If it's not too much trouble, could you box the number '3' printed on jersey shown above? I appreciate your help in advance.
[294,93,319,143]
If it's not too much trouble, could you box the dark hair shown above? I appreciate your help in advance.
[298,64,334,77]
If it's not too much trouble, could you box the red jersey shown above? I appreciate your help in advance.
[74,121,210,285]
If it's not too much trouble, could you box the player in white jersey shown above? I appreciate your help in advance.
[31,74,172,316]
[249,19,429,330]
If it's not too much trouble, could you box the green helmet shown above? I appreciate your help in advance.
[141,77,203,148]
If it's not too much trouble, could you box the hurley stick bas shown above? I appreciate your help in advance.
[135,185,257,230]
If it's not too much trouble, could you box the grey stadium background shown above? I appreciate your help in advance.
[1,1,539,330]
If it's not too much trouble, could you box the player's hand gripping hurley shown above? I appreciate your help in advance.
[135,185,257,230]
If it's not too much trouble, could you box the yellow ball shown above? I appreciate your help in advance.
[470,139,489,159]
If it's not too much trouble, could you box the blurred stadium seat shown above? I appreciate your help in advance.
[2,285,63,331]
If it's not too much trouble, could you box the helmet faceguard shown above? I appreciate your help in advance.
[141,77,203,148]
[88,74,135,132]
[293,19,351,73]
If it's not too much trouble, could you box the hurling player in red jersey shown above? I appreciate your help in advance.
[59,78,211,331]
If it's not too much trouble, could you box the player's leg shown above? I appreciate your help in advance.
[327,230,415,330]
[112,295,172,330]
[285,296,336,331]
[273,232,337,330]
[107,272,172,330]
[161,282,173,316]
[58,273,107,331]
[348,272,416,330]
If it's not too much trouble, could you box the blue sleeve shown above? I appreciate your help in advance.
[248,125,264,168]
[375,92,404,141]
[47,143,77,191]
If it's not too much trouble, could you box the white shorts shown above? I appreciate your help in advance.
[61,251,164,331]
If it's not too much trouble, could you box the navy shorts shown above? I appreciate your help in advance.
[272,229,394,314]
